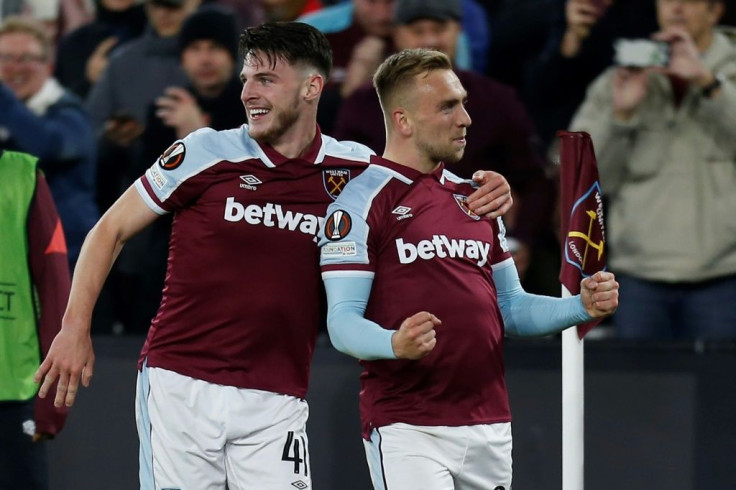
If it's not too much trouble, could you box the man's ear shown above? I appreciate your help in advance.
[304,73,324,102]
[392,108,413,137]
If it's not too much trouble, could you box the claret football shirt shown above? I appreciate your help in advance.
[320,156,513,437]
[135,125,372,398]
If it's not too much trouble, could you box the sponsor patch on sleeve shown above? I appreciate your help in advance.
[147,165,169,190]
[323,209,352,241]
[158,141,186,170]
[321,241,357,257]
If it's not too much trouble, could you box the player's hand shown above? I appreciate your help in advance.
[34,325,95,408]
[467,170,513,219]
[580,271,619,318]
[391,312,442,360]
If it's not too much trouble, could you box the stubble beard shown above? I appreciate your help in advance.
[418,136,464,165]
[248,91,302,144]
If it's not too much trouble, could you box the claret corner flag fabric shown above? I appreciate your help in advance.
[557,131,607,339]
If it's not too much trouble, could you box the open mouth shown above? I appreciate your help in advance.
[248,108,271,121]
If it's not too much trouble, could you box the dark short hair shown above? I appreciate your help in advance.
[238,22,332,78]
[373,48,452,108]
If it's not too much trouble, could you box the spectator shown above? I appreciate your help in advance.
[117,5,245,334]
[570,0,736,340]
[142,5,243,160]
[524,0,658,147]
[0,149,70,490]
[86,0,200,139]
[0,16,99,268]
[55,0,147,99]
[299,0,483,133]
[85,0,199,213]
[297,0,394,134]
[334,0,555,286]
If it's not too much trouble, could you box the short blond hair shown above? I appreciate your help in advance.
[0,16,52,61]
[372,48,452,111]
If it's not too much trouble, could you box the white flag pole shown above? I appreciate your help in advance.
[562,285,584,490]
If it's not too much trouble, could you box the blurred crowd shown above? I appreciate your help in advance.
[1,0,734,341]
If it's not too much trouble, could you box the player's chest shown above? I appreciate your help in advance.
[195,164,358,240]
[377,184,496,266]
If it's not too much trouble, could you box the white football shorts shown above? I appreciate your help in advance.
[364,422,512,490]
[135,363,311,490]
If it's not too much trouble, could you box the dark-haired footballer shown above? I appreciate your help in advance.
[35,23,513,489]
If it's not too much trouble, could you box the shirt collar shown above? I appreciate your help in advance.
[256,126,324,166]
[370,155,446,182]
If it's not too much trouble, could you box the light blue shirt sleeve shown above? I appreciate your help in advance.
[323,275,397,360]
[494,260,593,337]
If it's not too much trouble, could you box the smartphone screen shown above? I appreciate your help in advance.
[614,39,670,68]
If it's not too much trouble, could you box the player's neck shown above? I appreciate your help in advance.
[383,141,440,175]
[269,119,318,160]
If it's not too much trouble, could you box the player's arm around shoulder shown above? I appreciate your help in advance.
[466,170,513,219]
[35,186,159,408]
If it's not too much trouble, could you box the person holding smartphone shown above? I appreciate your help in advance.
[522,0,659,147]
[570,0,736,340]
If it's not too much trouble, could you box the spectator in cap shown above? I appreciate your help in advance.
[334,0,557,289]
[116,5,246,334]
[298,0,484,135]
[394,0,490,73]
[145,4,243,165]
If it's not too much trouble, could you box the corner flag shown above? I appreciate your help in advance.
[557,131,607,338]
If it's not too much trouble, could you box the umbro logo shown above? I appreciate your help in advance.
[240,175,262,191]
[392,205,413,221]
[291,481,308,489]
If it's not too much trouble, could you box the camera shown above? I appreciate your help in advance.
[614,39,670,68]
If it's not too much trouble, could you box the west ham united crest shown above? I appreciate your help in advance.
[565,182,606,276]
[324,209,352,241]
[158,141,186,170]
[453,194,480,220]
[323,168,351,200]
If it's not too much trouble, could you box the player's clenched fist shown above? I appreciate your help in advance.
[391,312,442,360]
[580,271,619,318]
